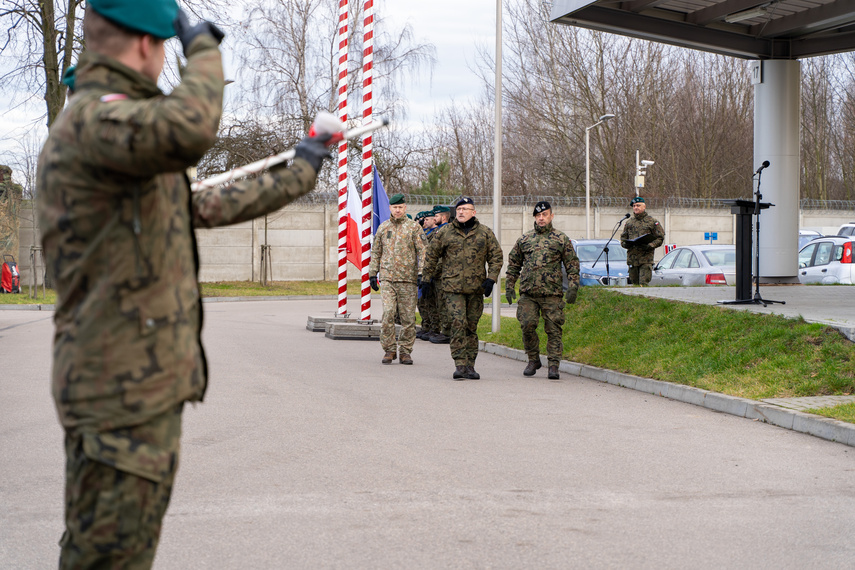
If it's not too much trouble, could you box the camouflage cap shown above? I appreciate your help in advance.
[89,0,179,39]
[389,193,405,205]
[630,196,645,205]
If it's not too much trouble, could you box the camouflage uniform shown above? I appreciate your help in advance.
[506,223,579,367]
[423,218,503,367]
[369,216,426,356]
[620,211,665,285]
[417,226,438,334]
[432,221,452,337]
[37,34,320,566]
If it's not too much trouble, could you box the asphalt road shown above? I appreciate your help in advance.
[2,299,855,569]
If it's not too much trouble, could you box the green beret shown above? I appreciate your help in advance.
[414,211,426,221]
[630,196,645,205]
[89,0,179,39]
[389,193,405,205]
[433,205,450,214]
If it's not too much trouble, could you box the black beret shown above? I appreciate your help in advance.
[455,197,474,208]
[533,201,551,215]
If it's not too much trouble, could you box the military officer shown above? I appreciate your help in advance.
[620,196,665,285]
[369,194,427,365]
[36,2,337,567]
[422,197,503,380]
[505,201,580,379]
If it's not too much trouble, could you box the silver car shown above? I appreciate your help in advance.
[798,236,855,284]
[651,245,736,286]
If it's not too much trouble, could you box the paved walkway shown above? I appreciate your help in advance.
[3,299,855,568]
[760,395,855,411]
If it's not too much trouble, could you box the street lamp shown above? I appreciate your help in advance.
[585,113,615,239]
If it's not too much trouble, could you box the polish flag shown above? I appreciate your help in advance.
[346,178,363,269]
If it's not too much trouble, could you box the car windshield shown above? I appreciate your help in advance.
[702,249,735,268]
[575,243,627,263]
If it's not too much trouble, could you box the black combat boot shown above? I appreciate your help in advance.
[453,365,467,380]
[548,365,559,379]
[523,360,542,376]
[466,365,480,380]
[430,332,451,344]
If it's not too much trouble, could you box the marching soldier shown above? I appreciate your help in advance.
[505,201,580,379]
[36,1,337,567]
[422,198,503,380]
[369,194,427,365]
[620,196,665,285]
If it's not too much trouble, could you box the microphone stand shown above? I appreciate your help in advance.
[592,215,629,285]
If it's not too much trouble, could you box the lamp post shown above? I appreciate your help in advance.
[585,113,615,239]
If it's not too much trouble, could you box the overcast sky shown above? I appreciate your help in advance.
[0,2,498,180]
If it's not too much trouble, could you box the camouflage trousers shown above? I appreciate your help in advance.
[417,282,439,333]
[60,403,183,570]
[446,292,484,366]
[381,280,417,355]
[437,286,451,336]
[630,263,653,286]
[517,294,566,366]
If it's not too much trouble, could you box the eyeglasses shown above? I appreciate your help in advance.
[457,207,475,212]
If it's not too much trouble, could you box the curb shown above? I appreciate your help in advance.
[479,341,855,449]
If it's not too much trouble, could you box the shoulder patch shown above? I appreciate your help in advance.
[100,94,128,103]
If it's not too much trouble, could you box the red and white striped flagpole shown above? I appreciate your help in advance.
[359,0,374,321]
[336,0,349,316]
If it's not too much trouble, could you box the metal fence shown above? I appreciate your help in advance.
[293,191,855,211]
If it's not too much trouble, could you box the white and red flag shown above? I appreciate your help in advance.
[346,178,363,269]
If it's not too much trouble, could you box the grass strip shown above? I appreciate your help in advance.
[478,287,855,405]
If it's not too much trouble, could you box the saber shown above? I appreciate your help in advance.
[191,118,390,191]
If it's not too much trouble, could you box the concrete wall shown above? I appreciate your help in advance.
[17,202,855,286]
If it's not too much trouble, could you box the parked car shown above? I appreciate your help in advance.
[650,244,736,286]
[837,223,855,237]
[797,236,855,284]
[799,229,823,249]
[570,239,631,286]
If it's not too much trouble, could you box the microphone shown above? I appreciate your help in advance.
[755,160,770,174]
[623,213,630,219]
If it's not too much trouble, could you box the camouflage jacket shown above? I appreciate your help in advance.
[368,215,426,282]
[423,217,503,294]
[620,211,665,265]
[506,222,580,297]
[36,36,318,434]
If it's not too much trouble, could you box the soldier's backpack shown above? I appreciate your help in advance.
[1,254,20,293]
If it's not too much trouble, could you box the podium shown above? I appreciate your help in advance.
[719,198,783,306]
[722,199,770,301]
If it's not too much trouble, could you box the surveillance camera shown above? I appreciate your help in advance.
[641,160,655,166]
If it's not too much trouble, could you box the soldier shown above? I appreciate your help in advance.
[427,205,452,344]
[416,209,439,340]
[620,196,665,285]
[369,194,427,365]
[36,2,337,568]
[422,197,503,380]
[505,201,580,380]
